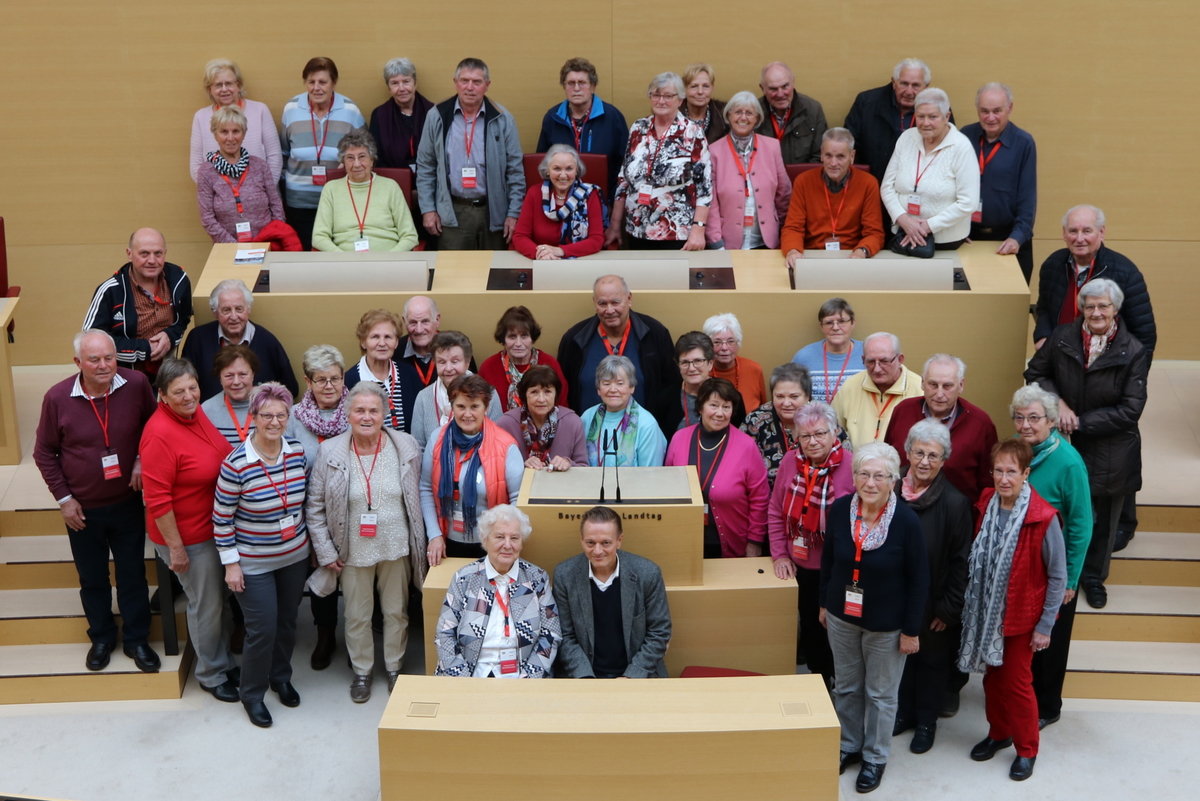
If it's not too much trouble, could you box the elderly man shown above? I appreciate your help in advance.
[536,57,629,201]
[180,278,297,401]
[557,275,676,422]
[415,57,524,250]
[882,354,999,504]
[755,61,827,164]
[832,332,922,447]
[33,330,159,673]
[83,228,193,377]
[781,128,885,265]
[552,506,671,679]
[396,295,474,387]
[959,83,1038,284]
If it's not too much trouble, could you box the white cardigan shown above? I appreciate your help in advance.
[880,124,979,243]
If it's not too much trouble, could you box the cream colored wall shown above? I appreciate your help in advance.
[3,2,1195,363]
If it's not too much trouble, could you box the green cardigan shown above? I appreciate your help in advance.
[311,175,418,252]
[1028,430,1093,590]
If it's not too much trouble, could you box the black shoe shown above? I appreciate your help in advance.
[311,625,336,671]
[243,700,272,728]
[122,643,161,673]
[85,642,114,671]
[270,680,301,708]
[1038,713,1061,730]
[910,723,936,754]
[970,736,1013,762]
[1084,583,1108,609]
[230,623,246,654]
[839,750,862,775]
[200,679,240,703]
[939,690,960,718]
[855,762,885,793]
[1112,530,1134,553]
[226,666,241,688]
[892,716,916,737]
[1010,755,1036,781]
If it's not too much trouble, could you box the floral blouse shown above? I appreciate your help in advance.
[614,112,713,241]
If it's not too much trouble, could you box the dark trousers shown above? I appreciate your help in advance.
[445,538,485,560]
[1084,493,1126,587]
[1120,492,1138,536]
[796,567,834,686]
[310,584,339,627]
[66,495,151,647]
[440,198,508,250]
[984,633,1040,757]
[1032,592,1078,719]
[284,205,318,251]
[235,558,308,704]
[898,622,956,725]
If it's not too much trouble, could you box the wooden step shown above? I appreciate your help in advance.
[1138,506,1200,534]
[1108,531,1200,587]
[1073,585,1200,643]
[0,534,157,589]
[0,509,68,537]
[0,587,187,646]
[1064,640,1200,702]
[0,640,193,704]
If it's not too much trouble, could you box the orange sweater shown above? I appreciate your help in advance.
[712,357,766,413]
[779,169,885,256]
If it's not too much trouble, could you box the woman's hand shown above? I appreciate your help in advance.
[168,544,190,574]
[321,557,345,574]
[1057,401,1079,435]
[682,225,706,251]
[929,617,947,632]
[896,213,929,247]
[534,244,564,260]
[899,634,920,655]
[744,540,763,558]
[818,608,827,629]
[773,557,796,581]
[225,563,245,593]
[548,456,573,472]
[427,537,446,567]
[1032,631,1051,652]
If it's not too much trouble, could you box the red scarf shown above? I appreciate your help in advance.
[784,441,845,547]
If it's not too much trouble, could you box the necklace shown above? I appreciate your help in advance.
[698,432,728,451]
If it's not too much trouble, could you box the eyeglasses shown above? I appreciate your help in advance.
[798,430,830,442]
[821,317,852,329]
[855,471,891,484]
[255,412,288,422]
[211,81,239,90]
[679,358,710,368]
[649,93,678,101]
[308,375,344,387]
[711,338,738,348]
[864,355,898,368]
[909,450,943,464]
[992,469,1023,479]
[1011,413,1045,425]
[564,80,592,89]
[1083,302,1114,313]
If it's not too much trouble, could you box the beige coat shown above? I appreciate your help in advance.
[305,429,427,597]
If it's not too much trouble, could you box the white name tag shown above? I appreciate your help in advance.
[101,453,120,481]
[279,514,296,541]
[906,194,921,215]
[845,585,864,618]
[235,221,252,242]
[312,165,327,186]
[354,238,370,252]
[461,166,477,189]
[359,513,377,537]
[824,238,841,251]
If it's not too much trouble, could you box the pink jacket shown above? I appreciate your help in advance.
[767,449,856,570]
[706,134,791,249]
[666,425,769,557]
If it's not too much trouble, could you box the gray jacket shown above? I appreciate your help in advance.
[552,551,671,678]
[415,95,525,231]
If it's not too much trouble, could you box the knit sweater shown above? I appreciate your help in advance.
[180,320,299,402]
[880,125,980,243]
[200,393,254,448]
[496,407,589,466]
[311,175,418,252]
[883,397,999,504]
[280,92,365,209]
[196,155,285,243]
[477,350,570,413]
[711,356,765,413]
[190,99,282,183]
[779,168,885,256]
[140,403,232,546]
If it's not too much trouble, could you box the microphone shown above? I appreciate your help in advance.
[604,429,623,503]
[598,430,609,502]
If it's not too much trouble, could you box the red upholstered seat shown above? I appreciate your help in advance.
[0,218,19,339]
[324,167,424,250]
[679,666,767,678]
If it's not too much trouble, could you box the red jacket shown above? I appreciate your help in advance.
[974,488,1057,636]
[884,397,998,504]
[511,186,604,259]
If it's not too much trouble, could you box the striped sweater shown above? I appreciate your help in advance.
[214,435,310,574]
[200,393,254,447]
[280,92,365,209]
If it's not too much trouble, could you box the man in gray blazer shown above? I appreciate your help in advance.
[552,506,671,678]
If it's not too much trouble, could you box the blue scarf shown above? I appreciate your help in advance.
[542,179,595,246]
[438,421,484,537]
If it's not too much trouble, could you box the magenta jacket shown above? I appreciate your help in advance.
[706,134,791,249]
[767,449,856,571]
[666,424,769,557]
[497,406,589,467]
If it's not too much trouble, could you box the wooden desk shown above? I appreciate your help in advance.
[0,297,21,464]
[379,673,839,801]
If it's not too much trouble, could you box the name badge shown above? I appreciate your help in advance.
[101,453,121,481]
[971,200,983,223]
[637,186,654,206]
[499,648,518,675]
[279,514,297,541]
[703,502,711,527]
[791,536,808,562]
[824,238,841,251]
[906,194,921,216]
[235,221,252,243]
[312,165,327,186]
[461,166,477,189]
[844,585,864,618]
[743,196,755,228]
[452,488,465,533]
[354,238,370,252]
[359,513,377,537]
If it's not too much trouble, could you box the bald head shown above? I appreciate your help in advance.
[126,228,167,287]
[760,62,796,113]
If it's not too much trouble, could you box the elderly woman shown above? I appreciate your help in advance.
[280,57,365,251]
[1024,276,1146,612]
[344,309,423,434]
[368,57,434,170]
[200,345,259,446]
[666,379,768,559]
[891,420,972,754]
[606,72,712,251]
[421,374,524,565]
[139,359,237,701]
[478,306,570,411]
[960,440,1066,782]
[820,442,928,793]
[411,332,502,449]
[580,355,668,467]
[435,504,561,677]
[792,298,865,403]
[190,58,281,183]
[659,331,716,433]
[311,129,418,252]
[704,312,766,412]
[682,63,727,144]
[497,366,588,471]
[768,401,854,687]
[880,88,978,257]
[741,363,812,487]
[513,144,605,260]
[707,92,791,251]
[306,382,427,703]
[213,384,309,728]
[196,105,289,246]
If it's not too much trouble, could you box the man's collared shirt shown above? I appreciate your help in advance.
[588,555,621,592]
[447,99,488,200]
[922,400,959,427]
[960,120,1037,245]
[219,320,256,348]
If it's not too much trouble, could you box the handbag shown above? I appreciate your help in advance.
[890,233,935,259]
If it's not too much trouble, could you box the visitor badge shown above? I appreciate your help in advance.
[791,536,808,562]
[452,488,465,533]
[971,200,983,223]
[703,502,711,526]
[101,453,120,481]
[743,197,755,227]
[824,238,841,251]
[235,221,252,242]
[279,514,296,541]
[637,186,654,206]
[354,238,370,252]
[359,513,377,537]
[461,166,477,189]
[499,648,518,675]
[312,165,327,186]
[845,585,864,617]
[906,194,921,215]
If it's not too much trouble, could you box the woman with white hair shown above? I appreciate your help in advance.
[706,91,791,251]
[880,87,978,257]
[606,72,712,250]
[368,57,434,170]
[434,504,562,678]
[703,312,766,412]
[512,144,605,259]
[311,128,418,252]
[820,442,929,793]
[190,58,281,183]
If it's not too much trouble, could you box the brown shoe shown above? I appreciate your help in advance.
[386,670,401,693]
[350,674,372,703]
[311,626,336,671]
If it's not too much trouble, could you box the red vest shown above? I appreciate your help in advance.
[429,418,517,536]
[974,488,1059,636]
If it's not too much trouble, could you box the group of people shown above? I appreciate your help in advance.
[190,55,1039,275]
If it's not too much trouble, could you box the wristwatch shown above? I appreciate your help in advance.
[692,221,705,227]
[857,247,870,255]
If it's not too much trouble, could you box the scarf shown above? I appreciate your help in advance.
[958,482,1032,673]
[784,442,845,548]
[521,408,559,464]
[437,421,484,537]
[373,93,430,167]
[1083,317,1118,369]
[292,386,349,439]
[900,472,929,501]
[731,133,754,167]
[541,179,594,246]
[585,400,642,467]
[1029,429,1062,469]
[207,147,250,179]
[849,492,898,551]
[502,350,539,409]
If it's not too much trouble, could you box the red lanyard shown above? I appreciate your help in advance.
[353,434,382,510]
[571,110,591,152]
[599,320,631,356]
[978,137,1001,175]
[851,512,878,584]
[413,357,436,386]
[726,135,758,198]
[872,392,898,441]
[681,389,696,426]
[225,395,251,442]
[913,150,941,191]
[256,447,291,512]
[692,430,729,494]
[347,175,374,238]
[220,171,250,216]
[790,461,820,526]
[770,107,792,139]
[463,110,481,159]
[310,108,331,163]
[821,173,850,239]
[822,341,853,401]
[490,577,514,637]
[86,387,112,450]
[455,447,477,478]
[644,118,677,181]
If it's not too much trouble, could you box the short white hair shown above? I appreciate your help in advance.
[893,58,931,84]
[864,331,902,356]
[723,91,763,127]
[975,82,1013,106]
[538,144,585,179]
[852,442,901,483]
[702,313,743,344]
[923,354,965,382]
[823,127,855,150]
[477,504,533,544]
[209,279,253,313]
[905,418,952,460]
[1078,278,1124,312]
[647,72,685,99]
[1062,204,1106,229]
[403,295,439,319]
[1010,384,1059,425]
[913,87,950,116]
[74,329,115,359]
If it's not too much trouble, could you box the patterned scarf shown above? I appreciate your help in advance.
[521,407,559,464]
[900,472,928,501]
[585,400,642,467]
[848,491,898,551]
[783,442,845,548]
[292,386,349,439]
[207,147,250,179]
[502,350,539,409]
[1029,429,1061,469]
[1082,317,1118,369]
[438,421,484,537]
[958,482,1032,673]
[541,179,594,245]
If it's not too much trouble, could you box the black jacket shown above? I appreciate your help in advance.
[1034,244,1156,359]
[83,262,192,368]
[755,91,828,164]
[1024,320,1148,496]
[180,320,299,401]
[896,470,972,627]
[844,83,955,186]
